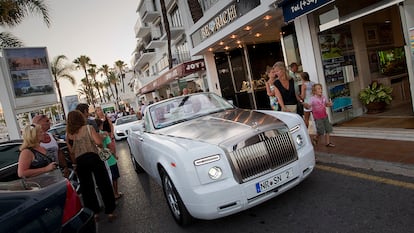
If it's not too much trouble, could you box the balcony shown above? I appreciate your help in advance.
[161,26,185,41]
[134,48,156,70]
[134,19,151,38]
[146,29,166,49]
[171,51,191,65]
[138,0,160,23]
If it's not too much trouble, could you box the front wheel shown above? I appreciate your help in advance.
[161,169,192,226]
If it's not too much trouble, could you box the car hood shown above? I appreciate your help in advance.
[156,109,286,146]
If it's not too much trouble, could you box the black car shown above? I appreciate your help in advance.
[48,122,67,141]
[0,140,22,182]
[0,170,96,233]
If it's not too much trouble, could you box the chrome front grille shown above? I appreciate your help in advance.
[228,132,298,183]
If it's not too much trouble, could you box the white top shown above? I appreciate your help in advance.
[40,132,59,162]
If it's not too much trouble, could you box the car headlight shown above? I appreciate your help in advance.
[208,166,223,180]
[295,134,304,147]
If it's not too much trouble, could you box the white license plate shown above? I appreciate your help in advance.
[255,168,293,193]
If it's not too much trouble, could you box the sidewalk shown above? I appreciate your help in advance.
[313,134,414,177]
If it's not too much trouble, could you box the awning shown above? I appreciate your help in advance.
[278,0,333,22]
[140,59,206,94]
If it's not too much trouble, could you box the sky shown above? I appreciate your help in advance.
[1,0,138,97]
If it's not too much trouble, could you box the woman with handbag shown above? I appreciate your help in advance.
[66,110,116,222]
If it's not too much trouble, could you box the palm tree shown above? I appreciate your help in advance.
[0,0,50,47]
[73,55,94,105]
[99,64,114,102]
[50,55,76,119]
[114,60,126,93]
[108,71,120,109]
[87,64,103,103]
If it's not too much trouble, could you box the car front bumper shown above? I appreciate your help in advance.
[180,148,315,220]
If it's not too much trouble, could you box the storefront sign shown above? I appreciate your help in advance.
[201,4,238,39]
[140,59,205,94]
[279,0,332,22]
[191,0,260,47]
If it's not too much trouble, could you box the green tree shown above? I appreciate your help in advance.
[0,0,50,47]
[88,64,103,103]
[50,55,76,119]
[73,55,94,105]
[114,60,126,93]
[108,71,120,109]
[99,64,114,102]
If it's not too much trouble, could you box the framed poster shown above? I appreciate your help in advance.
[1,47,57,111]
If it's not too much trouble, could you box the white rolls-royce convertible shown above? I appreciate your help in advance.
[127,92,315,225]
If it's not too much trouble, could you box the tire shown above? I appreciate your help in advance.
[160,168,192,226]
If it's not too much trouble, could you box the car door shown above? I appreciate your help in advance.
[128,122,146,170]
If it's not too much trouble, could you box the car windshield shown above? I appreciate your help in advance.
[148,93,234,129]
[116,115,139,125]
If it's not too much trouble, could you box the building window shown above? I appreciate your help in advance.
[199,0,219,12]
[175,41,190,63]
[170,5,183,28]
[156,55,169,72]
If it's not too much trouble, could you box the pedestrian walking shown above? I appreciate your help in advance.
[303,83,335,147]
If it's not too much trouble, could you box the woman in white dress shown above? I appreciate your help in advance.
[299,72,314,128]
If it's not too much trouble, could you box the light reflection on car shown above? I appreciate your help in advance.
[127,92,315,225]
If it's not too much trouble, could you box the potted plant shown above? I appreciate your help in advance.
[358,81,393,114]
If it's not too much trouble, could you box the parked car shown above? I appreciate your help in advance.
[48,122,67,141]
[127,92,315,225]
[0,170,96,233]
[0,140,22,182]
[113,114,141,140]
[0,140,79,191]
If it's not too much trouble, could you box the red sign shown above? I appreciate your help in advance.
[140,59,205,94]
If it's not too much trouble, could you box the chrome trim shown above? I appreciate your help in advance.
[194,155,220,166]
[228,131,298,183]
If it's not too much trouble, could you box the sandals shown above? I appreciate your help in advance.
[108,213,117,222]
[326,143,335,147]
[115,192,123,200]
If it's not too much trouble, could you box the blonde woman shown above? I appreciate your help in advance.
[18,124,58,178]
[265,66,285,111]
[273,61,299,112]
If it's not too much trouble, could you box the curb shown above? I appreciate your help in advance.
[316,151,414,178]
[332,127,414,142]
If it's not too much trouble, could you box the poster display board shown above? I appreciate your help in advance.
[318,27,355,113]
[2,47,57,111]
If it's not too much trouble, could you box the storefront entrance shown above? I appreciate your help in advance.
[313,4,413,124]
[214,42,283,109]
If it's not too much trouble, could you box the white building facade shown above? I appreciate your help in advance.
[133,0,207,103]
[133,0,414,124]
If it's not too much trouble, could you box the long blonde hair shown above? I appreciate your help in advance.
[20,124,41,151]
